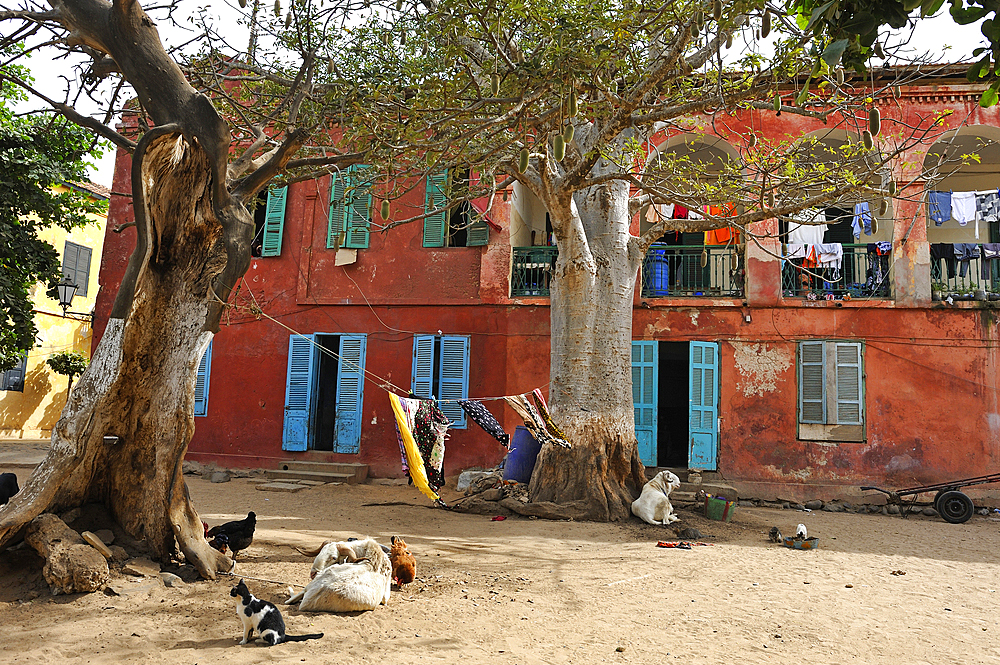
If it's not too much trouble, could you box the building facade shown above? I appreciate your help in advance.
[92,73,1000,502]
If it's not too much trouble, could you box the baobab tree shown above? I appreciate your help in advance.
[0,0,992,578]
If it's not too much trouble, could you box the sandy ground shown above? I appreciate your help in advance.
[1,472,1000,665]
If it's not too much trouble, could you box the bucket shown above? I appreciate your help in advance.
[705,496,736,522]
[503,426,542,484]
[645,249,670,296]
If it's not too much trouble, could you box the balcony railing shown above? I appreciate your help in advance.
[511,247,558,296]
[930,254,1000,296]
[640,244,744,298]
[781,243,892,299]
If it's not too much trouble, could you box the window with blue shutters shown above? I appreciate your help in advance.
[411,334,470,428]
[328,166,371,249]
[798,340,865,442]
[194,341,212,417]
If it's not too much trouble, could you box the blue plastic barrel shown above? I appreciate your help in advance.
[503,426,542,484]
[646,249,669,296]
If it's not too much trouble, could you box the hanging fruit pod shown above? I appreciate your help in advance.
[862,130,874,150]
[773,95,781,112]
[768,190,775,208]
[725,33,733,49]
[892,85,901,99]
[518,147,530,173]
[761,9,771,39]
[274,0,280,15]
[563,123,575,143]
[380,200,391,219]
[285,11,292,27]
[869,107,881,136]
[395,0,402,10]
[878,199,889,216]
[871,215,879,235]
[491,73,500,96]
[700,249,709,268]
[713,0,722,22]
[568,89,578,117]
[239,0,247,7]
[553,135,566,161]
[748,133,757,148]
[836,67,845,85]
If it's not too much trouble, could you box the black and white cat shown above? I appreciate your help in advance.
[230,579,324,646]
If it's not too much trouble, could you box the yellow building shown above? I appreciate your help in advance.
[0,181,110,440]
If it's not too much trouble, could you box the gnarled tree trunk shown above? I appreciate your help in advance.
[528,178,647,521]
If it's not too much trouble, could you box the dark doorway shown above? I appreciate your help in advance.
[312,334,341,451]
[657,341,689,467]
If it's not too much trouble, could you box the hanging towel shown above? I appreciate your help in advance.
[503,394,571,449]
[816,243,844,269]
[784,243,808,259]
[951,191,976,225]
[976,191,1000,222]
[531,388,568,441]
[928,191,952,226]
[389,393,443,503]
[413,400,449,489]
[788,208,827,246]
[853,202,873,238]
[459,400,510,449]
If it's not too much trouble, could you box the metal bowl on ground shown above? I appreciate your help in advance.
[782,536,820,550]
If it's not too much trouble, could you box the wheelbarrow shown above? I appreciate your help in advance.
[861,472,1000,524]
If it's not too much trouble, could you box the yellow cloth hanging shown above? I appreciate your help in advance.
[389,393,441,503]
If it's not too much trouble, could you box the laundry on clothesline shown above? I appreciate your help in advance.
[459,399,510,449]
[502,393,571,449]
[388,394,447,505]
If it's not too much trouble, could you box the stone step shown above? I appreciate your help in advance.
[264,469,356,484]
[273,461,368,482]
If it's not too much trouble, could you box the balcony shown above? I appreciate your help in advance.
[781,243,892,300]
[511,247,558,296]
[930,253,1000,298]
[640,244,744,298]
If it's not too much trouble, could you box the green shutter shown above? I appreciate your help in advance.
[423,172,448,247]
[834,342,863,425]
[799,341,826,424]
[343,168,371,249]
[467,219,490,246]
[261,186,287,257]
[327,171,347,248]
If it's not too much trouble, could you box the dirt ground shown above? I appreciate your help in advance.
[2,473,1000,665]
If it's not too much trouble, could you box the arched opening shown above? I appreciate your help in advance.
[640,133,745,299]
[780,129,894,300]
[922,126,1000,296]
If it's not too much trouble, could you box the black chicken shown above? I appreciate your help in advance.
[205,511,256,559]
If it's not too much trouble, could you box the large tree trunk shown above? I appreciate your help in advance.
[0,133,242,578]
[528,179,647,521]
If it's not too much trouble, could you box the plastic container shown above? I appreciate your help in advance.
[782,536,819,550]
[645,249,670,296]
[502,426,542,484]
[704,496,736,522]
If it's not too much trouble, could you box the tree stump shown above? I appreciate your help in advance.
[25,513,109,595]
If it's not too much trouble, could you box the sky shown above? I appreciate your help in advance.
[13,6,991,188]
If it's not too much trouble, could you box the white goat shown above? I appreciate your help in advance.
[286,538,391,612]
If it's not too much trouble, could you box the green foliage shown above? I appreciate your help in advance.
[46,351,88,380]
[0,51,106,372]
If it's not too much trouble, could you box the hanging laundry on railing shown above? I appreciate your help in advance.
[930,243,957,279]
[502,394,571,449]
[458,400,510,449]
[954,243,981,278]
[784,243,808,259]
[928,191,952,226]
[389,393,444,504]
[976,191,1000,222]
[951,191,977,226]
[816,243,844,282]
[982,243,1000,281]
[852,202,873,238]
[788,208,827,245]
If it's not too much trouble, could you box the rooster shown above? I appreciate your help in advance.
[206,512,256,559]
[389,536,416,588]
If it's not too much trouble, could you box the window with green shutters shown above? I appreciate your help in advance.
[423,172,449,247]
[328,166,372,249]
[62,241,92,297]
[423,170,490,247]
[797,340,865,441]
[260,186,286,257]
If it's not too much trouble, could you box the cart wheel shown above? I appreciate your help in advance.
[937,491,974,524]
[933,490,946,513]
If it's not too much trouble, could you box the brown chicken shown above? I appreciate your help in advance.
[389,536,416,587]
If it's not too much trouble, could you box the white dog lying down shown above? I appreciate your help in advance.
[631,469,682,525]
[286,538,391,612]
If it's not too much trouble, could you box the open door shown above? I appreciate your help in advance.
[334,334,366,453]
[688,341,719,470]
[632,341,658,467]
[283,334,317,452]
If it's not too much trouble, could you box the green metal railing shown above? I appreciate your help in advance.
[930,254,1000,294]
[781,243,892,299]
[640,244,744,298]
[511,247,558,296]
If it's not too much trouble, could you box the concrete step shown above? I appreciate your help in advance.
[645,466,724,484]
[273,461,368,483]
[264,469,356,484]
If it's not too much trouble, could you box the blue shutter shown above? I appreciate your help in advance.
[834,342,863,425]
[335,334,366,453]
[799,341,826,424]
[261,186,287,256]
[344,168,371,249]
[283,334,317,451]
[411,335,435,398]
[632,341,658,467]
[423,172,448,247]
[688,341,719,470]
[194,341,212,417]
[327,171,347,248]
[437,335,469,427]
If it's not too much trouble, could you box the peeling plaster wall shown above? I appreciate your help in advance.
[731,342,791,397]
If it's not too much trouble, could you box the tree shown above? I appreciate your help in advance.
[0,0,984,578]
[0,57,106,372]
[46,351,88,394]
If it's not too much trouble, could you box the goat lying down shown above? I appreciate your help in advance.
[287,538,391,612]
[631,469,682,525]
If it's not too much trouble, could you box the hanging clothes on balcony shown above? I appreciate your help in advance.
[865,243,891,292]
[982,243,1000,281]
[976,190,1000,222]
[852,202,873,238]
[785,243,809,259]
[951,191,977,226]
[672,204,689,219]
[928,191,952,226]
[930,243,957,279]
[954,243,981,278]
[458,399,510,449]
[788,208,827,245]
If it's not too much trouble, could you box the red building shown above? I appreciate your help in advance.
[93,70,1000,505]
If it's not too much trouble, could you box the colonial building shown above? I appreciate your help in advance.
[92,69,1000,503]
